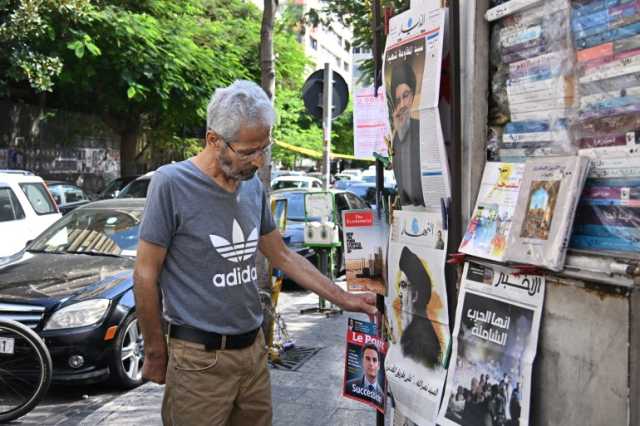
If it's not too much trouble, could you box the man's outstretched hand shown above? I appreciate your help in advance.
[339,291,378,315]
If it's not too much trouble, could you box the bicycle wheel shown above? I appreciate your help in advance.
[0,319,52,423]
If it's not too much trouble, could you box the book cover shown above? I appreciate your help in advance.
[506,155,591,270]
[459,162,525,261]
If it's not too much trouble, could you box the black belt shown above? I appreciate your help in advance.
[169,324,259,351]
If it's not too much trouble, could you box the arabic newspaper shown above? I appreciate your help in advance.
[343,318,388,413]
[352,50,390,159]
[385,210,450,425]
[438,262,545,426]
[383,6,451,209]
[342,209,388,295]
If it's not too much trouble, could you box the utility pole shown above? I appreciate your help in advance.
[322,62,332,191]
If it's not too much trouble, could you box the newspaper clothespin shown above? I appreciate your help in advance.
[447,253,466,265]
[512,264,545,276]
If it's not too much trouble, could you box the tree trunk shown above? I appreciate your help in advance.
[258,0,277,345]
[119,127,139,176]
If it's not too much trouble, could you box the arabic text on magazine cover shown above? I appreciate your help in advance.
[384,6,451,209]
[343,318,387,413]
[459,162,525,262]
[438,262,545,426]
[385,210,450,425]
[342,209,387,295]
[506,155,591,271]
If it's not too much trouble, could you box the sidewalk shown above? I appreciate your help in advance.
[83,286,383,425]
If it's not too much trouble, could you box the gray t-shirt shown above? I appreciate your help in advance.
[139,159,276,334]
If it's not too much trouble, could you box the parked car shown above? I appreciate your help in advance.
[99,176,140,199]
[271,175,323,191]
[46,181,92,214]
[340,169,363,180]
[0,199,144,388]
[271,188,370,275]
[117,171,154,199]
[0,170,61,257]
[345,182,398,210]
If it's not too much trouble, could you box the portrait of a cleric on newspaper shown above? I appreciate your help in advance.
[388,60,425,207]
[133,80,377,426]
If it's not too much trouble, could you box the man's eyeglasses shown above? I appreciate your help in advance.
[221,137,273,160]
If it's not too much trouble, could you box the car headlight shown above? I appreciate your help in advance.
[44,299,111,330]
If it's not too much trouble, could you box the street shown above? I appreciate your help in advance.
[13,283,385,426]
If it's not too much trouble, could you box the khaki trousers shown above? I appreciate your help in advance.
[162,329,272,426]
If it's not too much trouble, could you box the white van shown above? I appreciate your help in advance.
[0,171,61,257]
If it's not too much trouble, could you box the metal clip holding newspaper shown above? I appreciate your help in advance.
[301,191,342,317]
[303,192,341,248]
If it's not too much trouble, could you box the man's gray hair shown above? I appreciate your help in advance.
[206,80,276,143]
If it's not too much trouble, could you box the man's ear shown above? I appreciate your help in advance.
[205,130,218,146]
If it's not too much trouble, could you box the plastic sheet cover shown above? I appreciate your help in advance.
[485,0,640,258]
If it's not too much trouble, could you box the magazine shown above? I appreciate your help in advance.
[506,155,591,271]
[438,262,545,426]
[385,210,450,425]
[342,209,388,295]
[459,162,525,262]
[384,6,451,209]
[343,318,387,413]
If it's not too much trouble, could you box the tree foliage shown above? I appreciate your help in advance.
[0,0,342,172]
[307,0,409,85]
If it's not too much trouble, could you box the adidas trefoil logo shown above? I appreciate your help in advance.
[209,220,259,287]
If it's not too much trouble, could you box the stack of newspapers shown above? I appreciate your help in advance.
[572,0,640,156]
[489,0,577,161]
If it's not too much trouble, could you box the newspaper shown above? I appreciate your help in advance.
[384,6,451,209]
[459,162,525,262]
[342,209,387,295]
[506,155,591,271]
[438,262,545,426]
[352,51,390,159]
[343,318,387,413]
[385,210,450,425]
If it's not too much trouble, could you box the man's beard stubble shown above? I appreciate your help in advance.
[220,150,257,181]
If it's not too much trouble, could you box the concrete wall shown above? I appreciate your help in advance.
[532,278,632,426]
[0,100,120,194]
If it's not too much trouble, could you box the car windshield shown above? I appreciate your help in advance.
[276,192,319,221]
[29,208,143,257]
[119,179,150,198]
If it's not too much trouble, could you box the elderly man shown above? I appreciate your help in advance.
[390,61,424,207]
[134,80,377,426]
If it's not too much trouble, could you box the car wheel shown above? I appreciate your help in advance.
[109,313,144,389]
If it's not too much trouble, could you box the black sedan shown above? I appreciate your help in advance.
[0,199,144,388]
[271,188,370,275]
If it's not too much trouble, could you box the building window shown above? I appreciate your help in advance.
[344,62,349,72]
[345,41,351,52]
[310,37,318,50]
[336,57,342,68]
[337,35,343,46]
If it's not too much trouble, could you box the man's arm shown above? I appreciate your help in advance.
[258,230,377,314]
[133,239,168,384]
